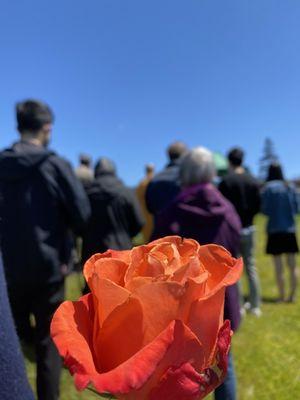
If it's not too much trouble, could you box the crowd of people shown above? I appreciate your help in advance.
[0,99,298,400]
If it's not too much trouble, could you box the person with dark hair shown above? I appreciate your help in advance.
[262,163,299,302]
[75,153,94,190]
[81,157,144,264]
[219,147,262,316]
[0,99,91,400]
[266,162,284,181]
[136,163,155,243]
[145,141,187,218]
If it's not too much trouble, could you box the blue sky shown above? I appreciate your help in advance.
[1,0,300,185]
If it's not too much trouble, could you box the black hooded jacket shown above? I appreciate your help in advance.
[0,141,91,286]
[82,172,144,263]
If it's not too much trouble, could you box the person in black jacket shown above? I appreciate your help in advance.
[219,147,262,316]
[0,99,91,400]
[145,141,187,235]
[82,157,144,264]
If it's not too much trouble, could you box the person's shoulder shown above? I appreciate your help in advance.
[263,180,286,194]
[243,172,259,184]
[120,184,137,202]
[46,152,73,172]
[152,163,179,182]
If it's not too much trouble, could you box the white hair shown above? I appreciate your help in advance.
[180,147,216,187]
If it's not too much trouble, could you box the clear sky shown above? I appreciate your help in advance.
[1,0,300,185]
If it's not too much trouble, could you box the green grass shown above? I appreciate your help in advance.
[25,215,300,399]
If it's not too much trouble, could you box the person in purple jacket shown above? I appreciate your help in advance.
[152,146,242,400]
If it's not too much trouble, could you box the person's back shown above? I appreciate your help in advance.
[219,147,261,316]
[82,158,144,263]
[261,163,299,303]
[262,180,298,233]
[152,147,241,400]
[0,141,90,286]
[219,171,260,228]
[146,141,187,215]
[0,99,90,400]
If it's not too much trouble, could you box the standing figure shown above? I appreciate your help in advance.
[145,141,187,218]
[136,163,155,243]
[75,153,94,190]
[262,163,299,302]
[219,147,262,316]
[0,99,91,400]
[153,147,242,400]
[82,157,144,264]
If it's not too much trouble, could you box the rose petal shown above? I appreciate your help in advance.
[149,321,232,400]
[96,296,145,372]
[186,288,225,364]
[89,275,131,327]
[50,294,99,390]
[198,245,243,292]
[119,320,204,400]
[84,256,129,286]
[130,281,188,344]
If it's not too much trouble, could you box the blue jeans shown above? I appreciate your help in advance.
[214,352,236,400]
[240,226,261,308]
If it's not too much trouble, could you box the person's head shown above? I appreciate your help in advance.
[94,157,116,178]
[16,99,54,146]
[79,154,91,168]
[167,141,187,162]
[267,162,284,181]
[227,147,244,167]
[145,163,155,176]
[180,147,216,187]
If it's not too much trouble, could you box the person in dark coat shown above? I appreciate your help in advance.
[219,147,261,316]
[0,99,91,400]
[0,253,34,400]
[145,141,187,216]
[82,157,144,264]
[153,147,242,400]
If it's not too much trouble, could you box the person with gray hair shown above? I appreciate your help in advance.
[152,146,242,400]
[180,146,216,186]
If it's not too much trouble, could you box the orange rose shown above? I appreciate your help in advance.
[51,236,242,399]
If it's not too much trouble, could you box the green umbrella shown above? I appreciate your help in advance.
[213,152,228,177]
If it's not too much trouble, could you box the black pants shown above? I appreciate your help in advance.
[8,281,65,400]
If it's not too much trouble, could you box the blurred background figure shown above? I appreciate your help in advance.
[74,153,94,270]
[0,99,90,400]
[219,147,262,316]
[145,141,187,219]
[75,153,94,190]
[153,147,242,400]
[136,163,155,243]
[262,163,299,303]
[81,157,144,268]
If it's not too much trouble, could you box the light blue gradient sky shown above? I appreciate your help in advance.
[1,0,300,185]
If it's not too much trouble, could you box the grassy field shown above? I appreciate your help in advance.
[25,215,300,399]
